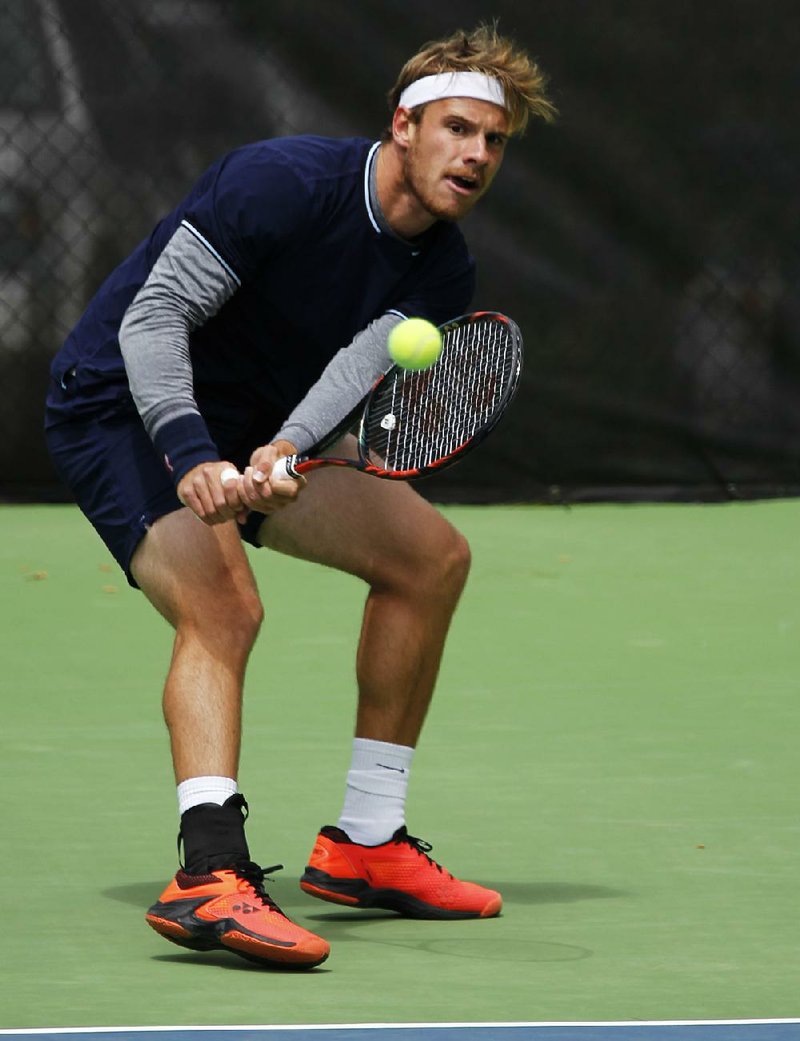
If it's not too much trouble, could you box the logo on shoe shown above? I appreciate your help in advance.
[233,902,260,914]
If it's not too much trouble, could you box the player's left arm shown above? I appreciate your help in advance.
[273,312,405,451]
[238,312,405,508]
[262,228,476,466]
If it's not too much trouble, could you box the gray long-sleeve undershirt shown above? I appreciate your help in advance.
[118,222,403,456]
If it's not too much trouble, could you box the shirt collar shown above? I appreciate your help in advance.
[364,141,422,255]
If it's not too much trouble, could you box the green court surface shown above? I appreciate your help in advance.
[2,500,798,1029]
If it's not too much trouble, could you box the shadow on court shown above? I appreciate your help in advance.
[104,879,627,909]
[102,880,607,967]
[480,881,628,905]
[151,952,335,974]
[104,881,173,906]
[151,926,592,968]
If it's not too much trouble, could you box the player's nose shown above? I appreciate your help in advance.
[463,136,490,165]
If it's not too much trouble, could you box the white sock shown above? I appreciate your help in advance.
[177,776,238,815]
[337,737,414,845]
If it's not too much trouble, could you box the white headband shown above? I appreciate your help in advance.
[398,71,507,112]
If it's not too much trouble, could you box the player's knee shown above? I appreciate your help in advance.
[225,589,264,648]
[180,585,264,653]
[400,523,471,602]
[434,526,471,598]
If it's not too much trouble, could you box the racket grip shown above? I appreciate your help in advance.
[271,455,301,481]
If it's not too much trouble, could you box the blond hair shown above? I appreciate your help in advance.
[387,24,557,136]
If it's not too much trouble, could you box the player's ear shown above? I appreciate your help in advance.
[392,106,415,148]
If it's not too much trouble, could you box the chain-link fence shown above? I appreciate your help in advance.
[2,0,799,502]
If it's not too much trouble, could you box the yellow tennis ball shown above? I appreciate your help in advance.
[387,318,443,370]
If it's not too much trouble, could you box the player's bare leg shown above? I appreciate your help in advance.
[262,441,502,919]
[132,510,329,968]
[130,509,262,781]
[257,445,471,747]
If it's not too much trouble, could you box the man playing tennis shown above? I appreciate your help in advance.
[46,24,555,969]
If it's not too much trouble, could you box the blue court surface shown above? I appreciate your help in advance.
[2,1023,800,1041]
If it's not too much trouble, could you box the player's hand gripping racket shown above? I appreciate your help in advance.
[271,311,523,483]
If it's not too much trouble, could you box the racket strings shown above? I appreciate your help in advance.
[365,317,518,473]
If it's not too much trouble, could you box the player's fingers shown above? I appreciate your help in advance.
[239,464,271,506]
[179,469,213,518]
[237,465,283,516]
[191,466,238,524]
[218,465,247,511]
[249,445,273,476]
[238,463,298,513]
[201,471,234,522]
[219,466,240,489]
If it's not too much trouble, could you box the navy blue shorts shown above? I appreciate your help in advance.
[45,371,283,587]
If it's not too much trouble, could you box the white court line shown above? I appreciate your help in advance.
[2,1021,800,1034]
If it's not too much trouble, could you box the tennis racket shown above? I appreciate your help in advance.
[271,311,523,483]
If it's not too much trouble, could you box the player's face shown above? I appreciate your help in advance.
[402,98,510,224]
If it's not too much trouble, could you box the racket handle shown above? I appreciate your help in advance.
[271,454,301,482]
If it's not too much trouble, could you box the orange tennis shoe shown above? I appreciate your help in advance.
[146,859,329,969]
[300,826,502,919]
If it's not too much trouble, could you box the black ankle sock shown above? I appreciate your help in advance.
[179,792,250,874]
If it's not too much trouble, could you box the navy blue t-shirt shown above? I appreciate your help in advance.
[50,136,476,428]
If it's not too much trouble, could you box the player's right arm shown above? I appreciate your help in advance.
[118,226,304,523]
[118,149,315,524]
[119,222,257,524]
[119,216,386,523]
[119,223,231,475]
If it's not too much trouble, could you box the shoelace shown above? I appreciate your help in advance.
[233,859,285,912]
[397,830,452,877]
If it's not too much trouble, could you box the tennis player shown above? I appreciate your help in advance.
[45,24,555,969]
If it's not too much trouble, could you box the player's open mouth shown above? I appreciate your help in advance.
[446,174,480,195]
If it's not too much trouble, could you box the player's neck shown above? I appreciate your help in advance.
[375,141,437,240]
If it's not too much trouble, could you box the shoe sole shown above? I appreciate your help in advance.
[145,900,328,969]
[300,869,501,920]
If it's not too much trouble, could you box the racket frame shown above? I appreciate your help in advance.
[279,310,523,482]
